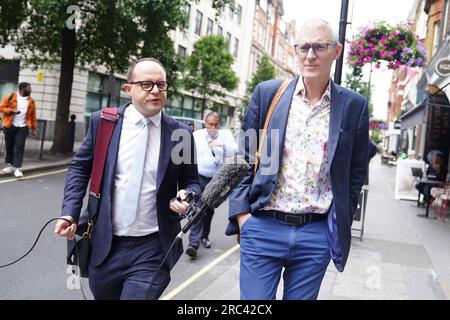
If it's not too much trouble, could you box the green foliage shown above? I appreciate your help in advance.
[243,54,276,107]
[0,0,29,46]
[0,0,234,152]
[345,65,374,117]
[183,35,238,105]
[371,129,382,144]
[0,0,234,88]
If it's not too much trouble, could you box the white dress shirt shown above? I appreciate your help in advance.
[193,128,238,178]
[12,93,28,127]
[112,105,161,236]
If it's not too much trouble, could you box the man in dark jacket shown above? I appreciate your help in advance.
[226,19,368,300]
[55,58,201,300]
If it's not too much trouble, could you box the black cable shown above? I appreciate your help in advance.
[146,236,183,299]
[146,198,208,299]
[0,217,72,269]
[0,217,89,300]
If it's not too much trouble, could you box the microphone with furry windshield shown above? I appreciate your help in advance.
[178,155,250,237]
[145,156,250,298]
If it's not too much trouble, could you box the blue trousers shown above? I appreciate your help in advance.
[239,214,331,300]
[88,233,170,300]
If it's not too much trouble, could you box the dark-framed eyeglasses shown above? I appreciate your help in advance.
[294,42,337,56]
[128,80,168,91]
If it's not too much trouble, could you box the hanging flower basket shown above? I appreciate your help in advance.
[347,21,427,70]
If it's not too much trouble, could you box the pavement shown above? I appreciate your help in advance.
[170,154,450,300]
[2,146,450,300]
[0,141,80,178]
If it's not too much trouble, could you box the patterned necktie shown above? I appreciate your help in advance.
[121,118,149,227]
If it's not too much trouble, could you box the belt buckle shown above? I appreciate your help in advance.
[298,214,311,226]
[283,214,303,226]
[283,214,294,225]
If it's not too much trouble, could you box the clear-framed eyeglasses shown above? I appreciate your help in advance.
[294,42,337,57]
[128,80,168,91]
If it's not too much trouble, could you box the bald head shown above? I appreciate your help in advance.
[127,57,166,82]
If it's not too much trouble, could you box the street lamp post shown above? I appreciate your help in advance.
[334,0,350,85]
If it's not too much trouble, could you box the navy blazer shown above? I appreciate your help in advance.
[62,104,201,269]
[226,77,369,271]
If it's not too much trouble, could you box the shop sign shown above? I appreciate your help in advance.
[435,58,450,77]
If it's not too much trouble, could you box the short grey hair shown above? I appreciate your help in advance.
[205,111,220,122]
[298,19,339,44]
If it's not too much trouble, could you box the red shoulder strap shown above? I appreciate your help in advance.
[89,107,118,198]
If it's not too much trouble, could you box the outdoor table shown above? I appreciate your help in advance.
[417,179,445,218]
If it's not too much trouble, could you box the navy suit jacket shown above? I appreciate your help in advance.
[62,104,201,269]
[226,77,369,271]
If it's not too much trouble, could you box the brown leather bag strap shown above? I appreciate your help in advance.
[254,80,290,174]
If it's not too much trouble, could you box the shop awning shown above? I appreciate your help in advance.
[400,104,426,130]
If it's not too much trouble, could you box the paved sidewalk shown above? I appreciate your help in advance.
[182,155,450,300]
[0,141,81,178]
[2,146,449,300]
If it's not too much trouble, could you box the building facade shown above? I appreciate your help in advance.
[249,0,297,80]
[168,0,298,129]
[392,0,450,173]
[0,0,298,141]
[168,0,255,129]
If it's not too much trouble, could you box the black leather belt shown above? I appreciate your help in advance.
[256,210,327,226]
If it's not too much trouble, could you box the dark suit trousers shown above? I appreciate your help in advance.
[88,232,171,300]
[188,175,214,248]
[4,125,28,168]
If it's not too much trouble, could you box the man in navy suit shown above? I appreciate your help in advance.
[226,19,369,300]
[55,58,201,300]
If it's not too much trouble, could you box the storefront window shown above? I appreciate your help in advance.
[183,109,195,118]
[0,82,17,100]
[194,98,203,111]
[164,94,233,126]
[0,60,20,100]
[183,96,194,110]
[84,72,130,131]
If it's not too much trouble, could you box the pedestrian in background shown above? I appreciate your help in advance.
[55,58,201,300]
[226,19,369,300]
[365,139,378,184]
[0,82,37,178]
[185,112,237,260]
[416,150,447,206]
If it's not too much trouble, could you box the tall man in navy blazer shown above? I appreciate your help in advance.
[226,19,369,300]
[55,58,201,300]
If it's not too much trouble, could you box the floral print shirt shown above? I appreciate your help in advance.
[264,77,333,214]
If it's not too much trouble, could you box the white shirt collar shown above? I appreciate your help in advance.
[295,76,331,103]
[127,104,162,128]
[17,92,28,100]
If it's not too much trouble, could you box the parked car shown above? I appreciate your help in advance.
[172,116,205,131]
